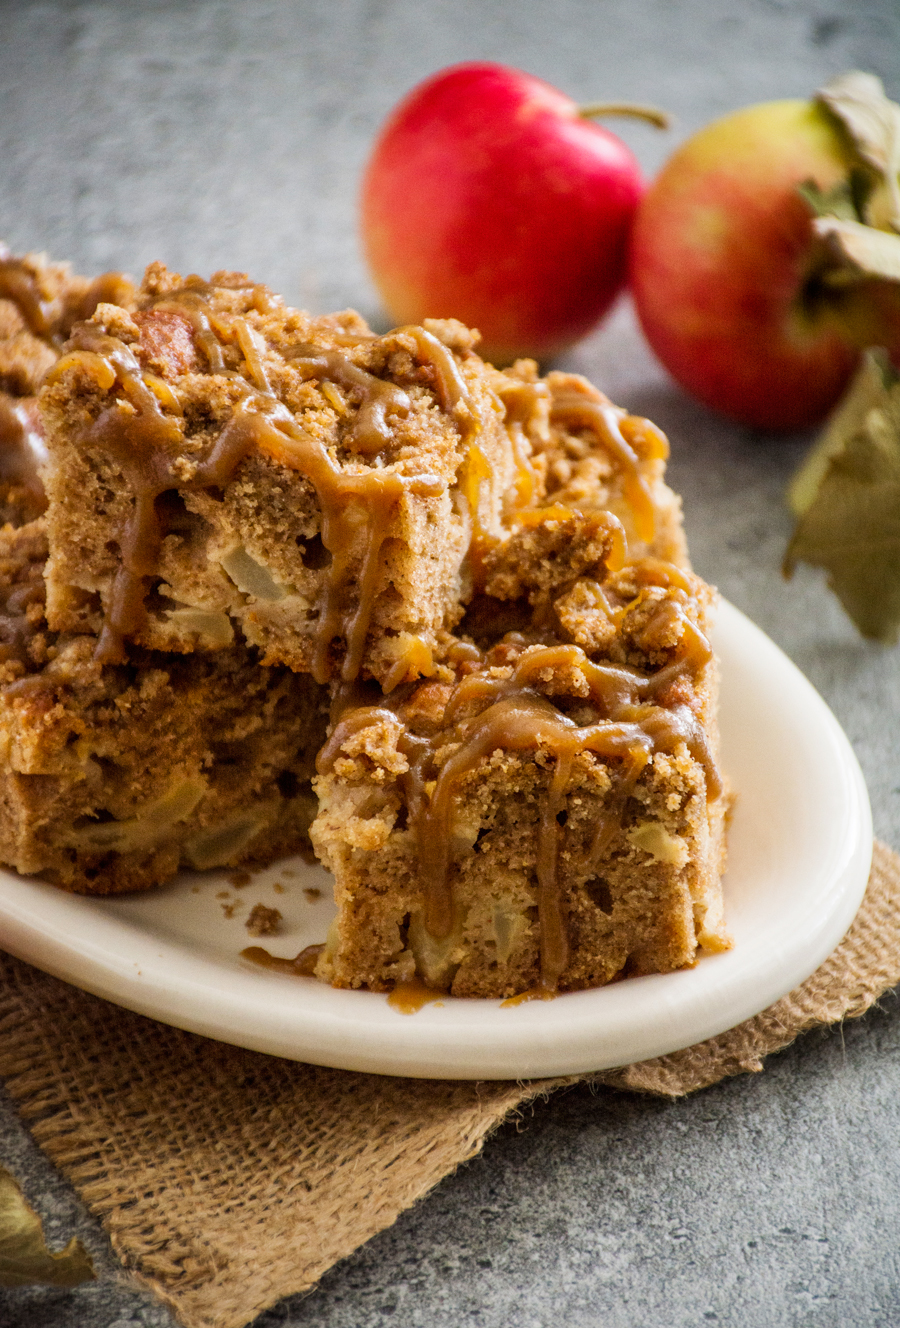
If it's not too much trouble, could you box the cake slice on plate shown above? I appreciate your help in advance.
[39,265,526,688]
[311,507,730,998]
[0,518,327,893]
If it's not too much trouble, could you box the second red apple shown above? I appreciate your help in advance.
[631,81,900,431]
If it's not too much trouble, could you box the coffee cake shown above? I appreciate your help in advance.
[0,519,327,893]
[311,511,729,998]
[0,254,728,998]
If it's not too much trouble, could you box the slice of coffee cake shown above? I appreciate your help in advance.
[0,519,327,893]
[311,509,729,998]
[39,266,526,688]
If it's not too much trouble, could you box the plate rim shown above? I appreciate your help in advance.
[0,599,874,1080]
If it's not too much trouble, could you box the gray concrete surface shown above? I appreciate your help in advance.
[0,0,899,1324]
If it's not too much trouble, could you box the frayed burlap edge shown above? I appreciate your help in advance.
[0,839,897,1328]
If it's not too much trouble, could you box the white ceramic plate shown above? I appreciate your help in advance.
[0,600,872,1080]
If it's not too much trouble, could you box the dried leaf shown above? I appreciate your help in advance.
[0,1164,95,1288]
[816,71,900,230]
[813,216,900,284]
[798,178,861,223]
[785,352,900,642]
[788,350,895,515]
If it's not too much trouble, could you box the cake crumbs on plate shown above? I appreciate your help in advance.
[245,903,283,937]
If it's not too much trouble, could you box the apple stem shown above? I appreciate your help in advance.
[577,102,671,129]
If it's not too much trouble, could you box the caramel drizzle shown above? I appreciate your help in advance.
[550,392,668,545]
[67,328,184,663]
[387,327,497,581]
[0,249,132,349]
[241,942,324,976]
[319,599,720,991]
[288,323,470,458]
[153,292,232,373]
[0,253,55,515]
[257,410,442,683]
[62,298,456,678]
[0,562,46,670]
[289,348,413,456]
[391,326,469,415]
[498,377,547,511]
[0,256,134,514]
[458,441,496,588]
[0,254,59,341]
[0,393,48,499]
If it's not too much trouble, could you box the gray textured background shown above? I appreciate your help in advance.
[1,1,900,1325]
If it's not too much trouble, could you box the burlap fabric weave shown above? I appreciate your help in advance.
[0,839,897,1328]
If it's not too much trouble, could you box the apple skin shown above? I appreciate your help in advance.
[630,99,892,431]
[361,62,645,364]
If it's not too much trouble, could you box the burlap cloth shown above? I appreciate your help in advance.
[0,839,898,1328]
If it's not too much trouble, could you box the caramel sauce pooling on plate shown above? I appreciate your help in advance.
[386,976,445,1014]
[241,942,324,977]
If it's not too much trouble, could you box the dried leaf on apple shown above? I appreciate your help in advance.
[813,216,900,284]
[798,178,861,224]
[815,70,900,231]
[0,1164,95,1287]
[785,350,900,642]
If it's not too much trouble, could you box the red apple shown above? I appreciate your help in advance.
[630,96,900,431]
[361,62,649,364]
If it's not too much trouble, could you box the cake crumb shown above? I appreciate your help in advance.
[216,891,230,900]
[246,903,283,937]
[229,870,252,888]
[303,887,322,902]
[273,882,286,895]
[221,901,239,919]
